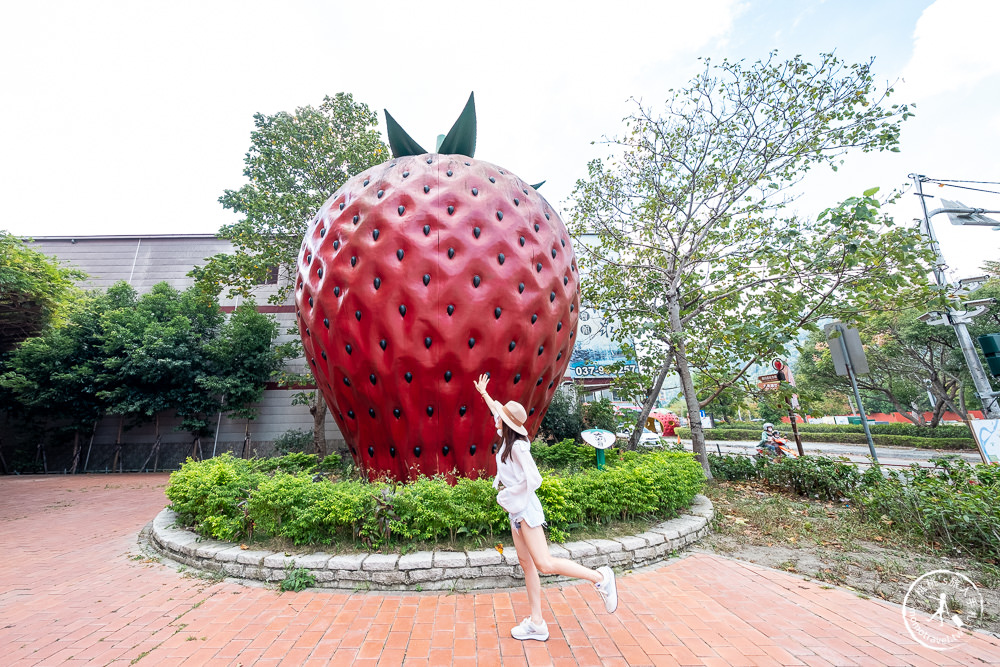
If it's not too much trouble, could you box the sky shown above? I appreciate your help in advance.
[2,0,998,281]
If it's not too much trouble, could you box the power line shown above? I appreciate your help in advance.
[924,180,1000,197]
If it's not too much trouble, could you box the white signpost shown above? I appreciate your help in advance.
[969,419,1000,464]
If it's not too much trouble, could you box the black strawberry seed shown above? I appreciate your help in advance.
[424,337,432,349]
[538,345,545,355]
[399,305,406,316]
[464,161,470,166]
[323,318,330,328]
[355,310,361,321]
[320,228,326,237]
[529,408,535,416]
[549,381,554,388]
[551,249,557,258]
[534,224,540,231]
[363,179,370,186]
[370,374,376,385]
[489,177,495,183]
[518,283,524,294]
[310,358,316,366]
[380,339,387,350]
[471,187,478,196]
[495,307,502,319]
[424,185,430,193]
[496,211,503,221]
[448,248,455,259]
[545,213,551,220]
[570,304,575,312]
[423,225,430,235]
[343,377,351,386]
[531,314,538,324]
[373,229,379,240]
[334,286,340,296]
[557,351,563,360]
[426,406,433,416]
[523,188,529,195]
[369,408,376,418]
[403,171,409,177]
[509,341,516,351]
[536,263,543,272]
[414,446,422,457]
[460,405,467,416]
[339,202,345,210]
[333,240,340,250]
[473,275,481,288]
[497,254,505,265]
[305,328,310,336]
[448,206,455,215]
[513,374,521,384]
[537,377,543,386]
[351,256,357,267]
[368,446,374,457]
[348,410,355,418]
[447,169,453,177]
[514,198,519,206]
[396,249,404,261]
[308,297,313,307]
[405,372,412,383]
[469,444,476,454]
[321,350,327,360]
[444,371,452,382]
[398,205,405,215]
[350,446,356,455]
[550,291,556,302]
[561,238,566,246]
[473,227,481,238]
[564,276,569,285]
[377,189,384,198]
[394,408,401,418]
[468,338,475,348]
[306,253,312,263]
[557,321,562,331]
[519,236,525,246]
[353,215,359,224]
[442,445,450,456]
[447,305,455,315]
[390,446,396,458]
[426,157,432,164]
[374,277,381,289]
[423,274,430,286]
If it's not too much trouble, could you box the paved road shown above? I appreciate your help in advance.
[679,438,983,468]
[2,474,998,666]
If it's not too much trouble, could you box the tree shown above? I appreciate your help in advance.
[0,288,128,473]
[570,52,929,477]
[194,93,389,457]
[0,232,83,353]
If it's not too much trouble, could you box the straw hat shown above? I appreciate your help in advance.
[495,400,528,436]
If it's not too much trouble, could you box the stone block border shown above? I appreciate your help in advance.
[146,494,713,591]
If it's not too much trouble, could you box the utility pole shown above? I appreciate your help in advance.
[832,324,878,462]
[911,174,1000,420]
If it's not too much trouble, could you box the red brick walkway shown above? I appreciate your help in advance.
[1,475,997,666]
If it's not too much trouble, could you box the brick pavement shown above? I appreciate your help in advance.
[1,474,997,666]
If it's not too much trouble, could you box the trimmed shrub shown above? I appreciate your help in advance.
[166,449,705,549]
[676,427,976,450]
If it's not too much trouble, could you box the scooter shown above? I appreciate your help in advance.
[756,432,798,459]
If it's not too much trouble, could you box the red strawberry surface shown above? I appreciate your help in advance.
[295,154,580,481]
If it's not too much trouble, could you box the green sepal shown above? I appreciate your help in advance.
[385,110,428,158]
[437,93,477,157]
[530,181,546,190]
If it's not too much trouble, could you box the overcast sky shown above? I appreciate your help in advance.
[2,0,998,279]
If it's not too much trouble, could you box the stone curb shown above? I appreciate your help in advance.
[147,494,713,591]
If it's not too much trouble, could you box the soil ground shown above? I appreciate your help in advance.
[691,479,1000,637]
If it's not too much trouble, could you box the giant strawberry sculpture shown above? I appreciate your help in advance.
[295,94,580,481]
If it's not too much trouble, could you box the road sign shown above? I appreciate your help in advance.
[757,373,779,383]
[773,359,785,371]
[824,324,869,376]
[757,381,780,390]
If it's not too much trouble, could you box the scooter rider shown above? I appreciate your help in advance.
[759,422,780,455]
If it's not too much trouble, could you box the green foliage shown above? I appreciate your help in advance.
[539,386,583,442]
[167,450,705,549]
[708,453,862,501]
[279,565,316,592]
[273,429,313,456]
[530,438,595,471]
[706,453,761,482]
[582,397,617,432]
[851,457,1000,558]
[199,92,389,305]
[568,51,930,472]
[0,232,84,353]
[677,425,976,450]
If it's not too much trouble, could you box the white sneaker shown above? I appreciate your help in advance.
[511,617,549,641]
[596,566,618,613]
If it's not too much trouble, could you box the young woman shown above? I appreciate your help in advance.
[474,373,618,642]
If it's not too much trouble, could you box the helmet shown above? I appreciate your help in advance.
[763,422,774,429]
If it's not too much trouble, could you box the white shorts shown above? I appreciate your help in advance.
[509,493,546,531]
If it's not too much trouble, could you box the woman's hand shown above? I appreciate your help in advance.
[474,373,489,396]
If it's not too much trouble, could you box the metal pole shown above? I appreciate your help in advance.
[912,174,1000,420]
[836,324,878,462]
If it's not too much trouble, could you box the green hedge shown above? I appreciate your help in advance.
[710,421,972,439]
[676,427,976,450]
[707,453,864,501]
[165,450,705,549]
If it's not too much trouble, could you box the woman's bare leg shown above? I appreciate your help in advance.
[518,524,602,584]
[510,523,544,624]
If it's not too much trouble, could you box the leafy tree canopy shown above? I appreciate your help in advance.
[0,232,84,353]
